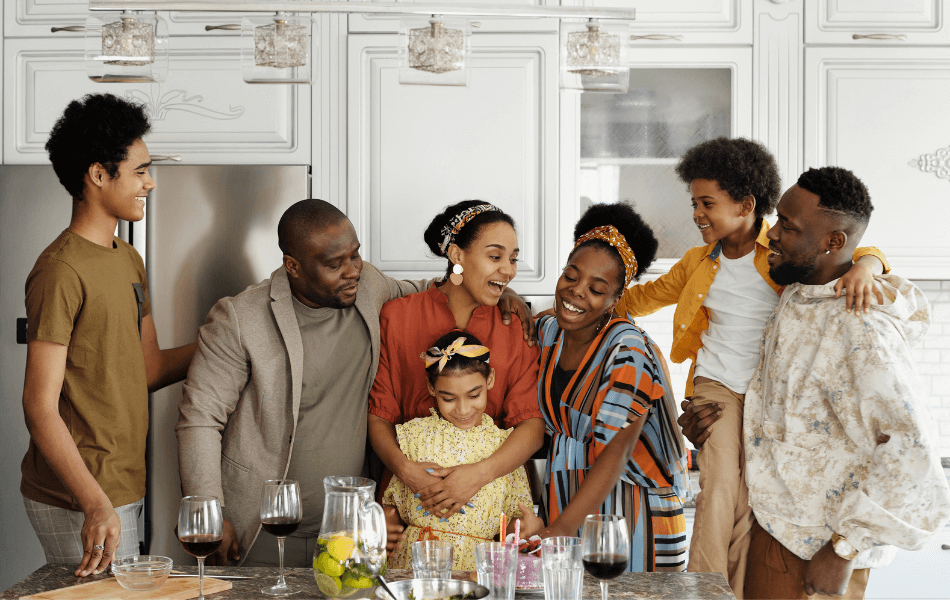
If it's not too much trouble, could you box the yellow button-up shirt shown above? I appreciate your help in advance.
[616,220,889,397]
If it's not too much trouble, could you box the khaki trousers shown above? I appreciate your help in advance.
[686,377,754,599]
[744,520,870,600]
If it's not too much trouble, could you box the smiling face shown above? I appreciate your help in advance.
[95,138,155,222]
[286,218,363,309]
[690,178,754,245]
[427,369,495,430]
[766,184,826,286]
[450,221,519,307]
[555,244,622,335]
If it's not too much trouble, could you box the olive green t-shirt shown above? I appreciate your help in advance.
[21,229,152,511]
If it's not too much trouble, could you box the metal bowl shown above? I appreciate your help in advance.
[375,578,489,599]
[111,555,173,591]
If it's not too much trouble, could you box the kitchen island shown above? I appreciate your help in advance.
[2,565,736,599]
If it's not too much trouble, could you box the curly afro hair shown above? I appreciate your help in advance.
[423,330,492,386]
[423,200,516,278]
[45,93,151,201]
[570,202,658,293]
[675,137,782,224]
[797,167,873,224]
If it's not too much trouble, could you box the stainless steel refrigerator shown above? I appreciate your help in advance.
[0,164,309,587]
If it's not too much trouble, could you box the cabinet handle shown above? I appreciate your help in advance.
[205,24,241,31]
[50,25,85,33]
[150,155,182,162]
[629,34,683,41]
[852,33,907,40]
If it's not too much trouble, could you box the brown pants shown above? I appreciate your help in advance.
[744,521,870,600]
[687,378,754,599]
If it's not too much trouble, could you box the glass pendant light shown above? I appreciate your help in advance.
[85,11,168,83]
[398,15,471,86]
[241,13,313,84]
[561,19,629,93]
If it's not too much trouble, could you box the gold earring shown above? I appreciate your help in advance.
[450,264,464,285]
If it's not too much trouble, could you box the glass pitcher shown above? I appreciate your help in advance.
[313,476,387,599]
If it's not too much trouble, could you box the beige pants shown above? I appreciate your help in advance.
[686,377,754,600]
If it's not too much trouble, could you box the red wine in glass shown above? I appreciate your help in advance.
[261,517,301,538]
[180,534,224,558]
[582,553,627,580]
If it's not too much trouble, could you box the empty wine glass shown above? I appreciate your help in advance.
[581,514,629,600]
[261,479,302,596]
[178,496,224,600]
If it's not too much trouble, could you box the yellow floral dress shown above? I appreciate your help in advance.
[382,410,532,570]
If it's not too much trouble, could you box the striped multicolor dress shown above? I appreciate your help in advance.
[536,315,690,572]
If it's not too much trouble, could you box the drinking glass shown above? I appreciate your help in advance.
[475,542,517,600]
[541,536,584,600]
[260,479,302,596]
[411,540,453,579]
[581,514,629,600]
[177,496,224,600]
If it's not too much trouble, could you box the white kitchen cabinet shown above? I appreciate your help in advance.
[3,36,310,164]
[348,0,559,34]
[805,0,950,45]
[805,46,950,279]
[566,0,752,44]
[561,46,753,274]
[347,32,559,294]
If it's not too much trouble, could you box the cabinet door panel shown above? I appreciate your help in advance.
[569,0,751,44]
[3,37,310,164]
[348,0,558,33]
[805,47,950,278]
[805,0,949,44]
[347,33,558,293]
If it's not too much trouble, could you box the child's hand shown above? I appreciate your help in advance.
[515,503,545,541]
[835,257,885,314]
[383,505,407,554]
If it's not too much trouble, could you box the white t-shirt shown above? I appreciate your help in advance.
[694,250,779,394]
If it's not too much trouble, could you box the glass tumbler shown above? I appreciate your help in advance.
[411,540,453,579]
[541,536,584,600]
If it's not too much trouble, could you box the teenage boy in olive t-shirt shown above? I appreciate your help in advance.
[21,94,197,578]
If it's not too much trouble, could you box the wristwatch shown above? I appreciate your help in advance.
[831,532,858,560]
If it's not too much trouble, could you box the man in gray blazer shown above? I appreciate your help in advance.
[176,199,528,567]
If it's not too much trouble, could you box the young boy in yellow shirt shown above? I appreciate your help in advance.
[615,138,888,598]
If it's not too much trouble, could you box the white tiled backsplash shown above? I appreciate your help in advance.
[630,280,950,459]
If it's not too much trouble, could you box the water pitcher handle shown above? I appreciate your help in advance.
[359,500,387,555]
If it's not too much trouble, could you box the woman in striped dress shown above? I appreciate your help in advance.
[536,203,690,572]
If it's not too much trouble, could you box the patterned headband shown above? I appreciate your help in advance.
[438,204,501,256]
[573,225,638,289]
[422,336,491,373]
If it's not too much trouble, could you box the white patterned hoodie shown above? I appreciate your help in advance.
[744,273,950,568]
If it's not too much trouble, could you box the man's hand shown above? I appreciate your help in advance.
[383,505,407,554]
[678,399,723,448]
[417,463,489,520]
[834,258,885,314]
[498,288,536,347]
[206,518,240,566]
[76,502,121,576]
[803,541,855,597]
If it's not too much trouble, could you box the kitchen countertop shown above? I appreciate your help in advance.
[2,565,736,599]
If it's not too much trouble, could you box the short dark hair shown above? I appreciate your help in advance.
[277,199,348,258]
[423,200,516,278]
[570,202,658,292]
[424,330,492,386]
[797,167,873,224]
[675,137,782,224]
[45,93,152,200]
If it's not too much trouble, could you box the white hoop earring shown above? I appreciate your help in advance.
[450,263,464,285]
[825,250,831,254]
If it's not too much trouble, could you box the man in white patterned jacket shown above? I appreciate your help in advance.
[740,167,950,599]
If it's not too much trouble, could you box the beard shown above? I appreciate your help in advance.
[300,283,358,309]
[768,253,819,286]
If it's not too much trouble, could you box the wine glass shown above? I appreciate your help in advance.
[581,514,629,600]
[177,496,224,600]
[260,479,302,596]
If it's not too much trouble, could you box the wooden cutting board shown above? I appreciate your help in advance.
[20,576,232,599]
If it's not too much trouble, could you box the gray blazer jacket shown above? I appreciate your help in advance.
[176,263,427,560]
